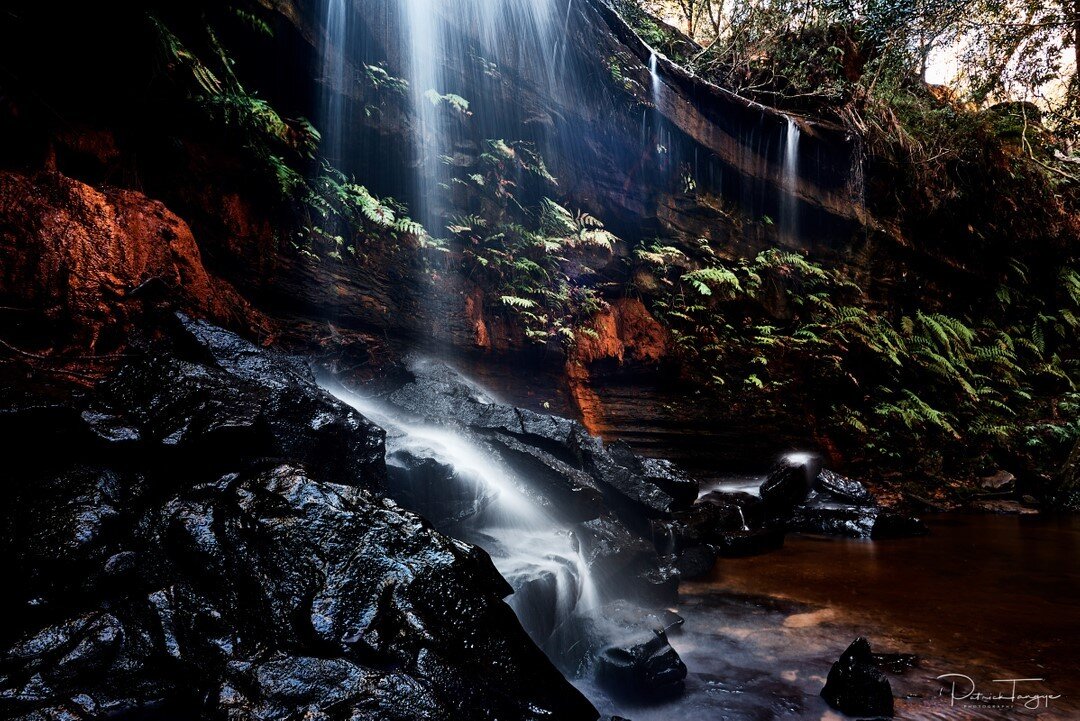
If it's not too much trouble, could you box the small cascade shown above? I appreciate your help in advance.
[780,116,801,238]
[648,51,661,109]
[327,381,601,665]
[735,505,749,532]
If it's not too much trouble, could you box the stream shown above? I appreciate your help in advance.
[451,354,1080,720]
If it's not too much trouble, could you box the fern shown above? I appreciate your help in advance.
[501,295,537,309]
[683,267,741,297]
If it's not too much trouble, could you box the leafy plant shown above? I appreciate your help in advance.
[446,141,608,349]
[635,241,1080,491]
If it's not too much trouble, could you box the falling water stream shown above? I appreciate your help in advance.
[395,0,577,231]
[648,51,660,109]
[326,378,602,671]
[318,0,347,166]
[780,116,801,238]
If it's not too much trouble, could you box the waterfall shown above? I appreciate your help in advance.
[780,116,801,238]
[319,0,348,166]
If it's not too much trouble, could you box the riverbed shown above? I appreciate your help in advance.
[594,513,1079,720]
[455,354,1079,719]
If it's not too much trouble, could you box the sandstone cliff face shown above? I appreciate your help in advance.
[0,171,264,352]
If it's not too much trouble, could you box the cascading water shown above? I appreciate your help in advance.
[399,0,445,230]
[780,116,801,238]
[319,0,348,166]
[326,376,601,667]
[646,50,673,165]
[648,51,660,109]
[395,0,576,232]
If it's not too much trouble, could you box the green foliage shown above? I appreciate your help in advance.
[364,64,409,95]
[148,5,426,262]
[425,90,472,116]
[447,142,607,349]
[637,241,1080,483]
[291,162,425,260]
[148,10,320,198]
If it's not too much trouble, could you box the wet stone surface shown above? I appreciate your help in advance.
[1,317,597,721]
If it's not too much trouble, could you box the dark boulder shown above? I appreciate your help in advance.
[978,470,1016,493]
[386,359,696,522]
[714,527,787,558]
[607,442,700,511]
[668,492,784,559]
[93,313,386,489]
[0,323,600,721]
[788,506,927,540]
[481,431,605,523]
[669,500,747,546]
[595,630,687,703]
[868,511,929,539]
[674,544,717,580]
[812,469,876,506]
[759,457,812,519]
[788,505,876,539]
[698,490,765,527]
[670,497,746,548]
[821,638,895,718]
[385,447,497,530]
[3,459,599,721]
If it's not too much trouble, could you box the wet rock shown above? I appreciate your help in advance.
[812,469,876,506]
[674,544,717,580]
[788,506,927,540]
[219,655,448,721]
[575,516,679,606]
[821,638,894,717]
[0,324,599,721]
[788,505,876,538]
[759,458,811,519]
[481,431,605,523]
[715,528,787,557]
[595,630,687,703]
[508,570,563,645]
[978,470,1016,493]
[670,497,746,548]
[385,448,497,530]
[968,499,1039,515]
[608,443,699,511]
[94,313,386,488]
[868,511,929,539]
[698,490,765,527]
[388,359,695,521]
